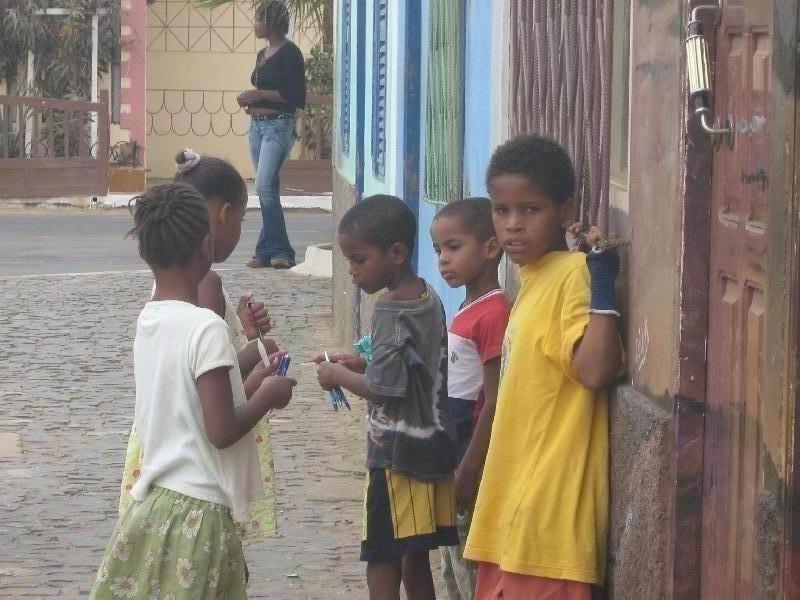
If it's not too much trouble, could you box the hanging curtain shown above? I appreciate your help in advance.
[508,0,613,231]
[424,0,464,205]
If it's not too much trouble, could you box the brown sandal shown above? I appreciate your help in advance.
[270,258,294,270]
[246,257,270,269]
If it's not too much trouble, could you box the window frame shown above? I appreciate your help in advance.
[370,0,388,179]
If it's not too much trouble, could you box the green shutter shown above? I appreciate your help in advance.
[424,0,464,205]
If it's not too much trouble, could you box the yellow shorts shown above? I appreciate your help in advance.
[361,468,458,561]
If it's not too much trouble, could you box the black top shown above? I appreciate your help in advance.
[250,41,307,112]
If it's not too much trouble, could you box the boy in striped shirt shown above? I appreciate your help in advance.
[431,197,511,600]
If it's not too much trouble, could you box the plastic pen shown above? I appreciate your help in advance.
[278,354,291,376]
[323,352,340,411]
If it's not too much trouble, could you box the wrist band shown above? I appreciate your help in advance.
[589,308,621,317]
[587,248,620,315]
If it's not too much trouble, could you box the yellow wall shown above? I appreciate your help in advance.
[145,0,319,179]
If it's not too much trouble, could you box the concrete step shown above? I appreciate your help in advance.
[291,243,332,278]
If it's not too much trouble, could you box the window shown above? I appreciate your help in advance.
[371,0,388,178]
[340,0,351,155]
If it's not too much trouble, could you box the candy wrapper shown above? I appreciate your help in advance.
[354,333,374,364]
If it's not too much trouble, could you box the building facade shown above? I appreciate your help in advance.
[331,1,800,597]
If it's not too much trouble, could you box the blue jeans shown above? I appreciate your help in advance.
[249,117,296,264]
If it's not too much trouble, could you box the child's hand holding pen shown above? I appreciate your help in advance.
[312,352,367,374]
[243,350,288,398]
[314,351,352,411]
[239,292,273,340]
[257,375,296,411]
[316,360,345,391]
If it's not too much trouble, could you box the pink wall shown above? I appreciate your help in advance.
[120,0,147,169]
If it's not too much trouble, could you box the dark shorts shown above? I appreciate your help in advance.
[360,468,459,562]
[448,397,477,460]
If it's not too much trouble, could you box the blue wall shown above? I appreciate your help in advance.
[333,0,497,324]
[416,1,496,321]
[463,1,495,200]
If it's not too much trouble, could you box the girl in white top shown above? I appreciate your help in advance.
[120,150,282,540]
[91,183,295,600]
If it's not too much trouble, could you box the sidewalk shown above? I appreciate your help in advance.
[0,268,366,598]
[1,164,333,212]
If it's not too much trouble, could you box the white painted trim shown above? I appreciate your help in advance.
[492,0,511,290]
[491,0,510,148]
[418,0,430,204]
[364,1,375,182]
[385,0,403,195]
[332,0,342,164]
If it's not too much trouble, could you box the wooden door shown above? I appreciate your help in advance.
[700,1,775,597]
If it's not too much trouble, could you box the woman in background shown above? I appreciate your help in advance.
[237,1,306,269]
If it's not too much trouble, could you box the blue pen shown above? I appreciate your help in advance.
[323,352,339,411]
[329,377,350,410]
[278,354,291,376]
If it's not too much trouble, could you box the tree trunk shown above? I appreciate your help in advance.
[322,0,333,51]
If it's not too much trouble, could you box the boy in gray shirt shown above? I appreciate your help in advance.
[317,195,457,599]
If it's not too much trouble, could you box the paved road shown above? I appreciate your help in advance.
[0,211,449,599]
[0,208,332,277]
[0,266,371,598]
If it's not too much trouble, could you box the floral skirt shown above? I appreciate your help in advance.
[120,419,277,540]
[91,486,247,600]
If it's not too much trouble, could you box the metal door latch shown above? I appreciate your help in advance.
[686,3,734,148]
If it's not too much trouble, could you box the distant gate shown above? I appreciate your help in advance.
[0,92,109,198]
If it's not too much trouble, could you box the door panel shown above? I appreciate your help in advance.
[701,0,772,598]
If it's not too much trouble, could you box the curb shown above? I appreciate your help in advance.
[290,243,332,278]
[247,194,331,212]
[0,193,333,213]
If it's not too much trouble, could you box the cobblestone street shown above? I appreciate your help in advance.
[0,268,370,598]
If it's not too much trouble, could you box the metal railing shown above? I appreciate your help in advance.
[0,92,109,198]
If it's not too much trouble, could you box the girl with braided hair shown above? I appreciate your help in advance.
[91,183,296,599]
[120,150,283,543]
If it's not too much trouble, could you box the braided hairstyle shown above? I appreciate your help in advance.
[127,183,210,269]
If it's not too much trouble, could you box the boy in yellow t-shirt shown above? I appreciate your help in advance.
[464,135,624,599]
